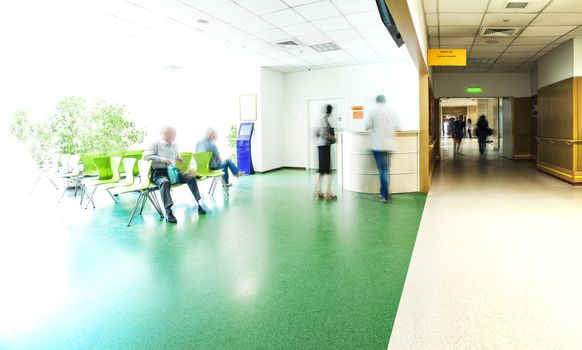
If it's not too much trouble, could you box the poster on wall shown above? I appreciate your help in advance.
[352,106,364,119]
[239,94,257,121]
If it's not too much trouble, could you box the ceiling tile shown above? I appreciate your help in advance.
[495,57,528,63]
[336,38,368,49]
[428,27,439,36]
[297,32,332,45]
[255,28,293,42]
[366,36,393,48]
[487,0,552,13]
[264,50,297,60]
[346,46,379,57]
[471,45,508,53]
[294,1,341,21]
[439,27,479,36]
[345,11,382,27]
[180,0,229,10]
[233,0,288,15]
[203,2,254,23]
[357,25,389,37]
[439,36,475,45]
[473,36,515,45]
[283,0,319,6]
[499,51,533,58]
[521,26,576,36]
[232,16,275,33]
[439,0,489,13]
[426,13,438,26]
[481,13,536,26]
[531,13,582,26]
[429,37,440,46]
[541,43,560,51]
[505,44,547,52]
[544,0,582,13]
[327,28,362,41]
[554,36,575,44]
[440,66,466,72]
[282,22,320,37]
[263,8,305,26]
[567,26,582,35]
[331,0,378,14]
[512,36,560,45]
[469,51,502,58]
[424,0,437,13]
[439,13,484,26]
[312,15,352,32]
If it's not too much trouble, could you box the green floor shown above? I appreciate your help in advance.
[1,169,426,349]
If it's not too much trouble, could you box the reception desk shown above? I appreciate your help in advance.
[336,131,420,194]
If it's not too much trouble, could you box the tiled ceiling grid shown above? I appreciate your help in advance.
[73,0,410,72]
[425,0,582,73]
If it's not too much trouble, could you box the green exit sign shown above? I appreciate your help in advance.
[466,87,482,93]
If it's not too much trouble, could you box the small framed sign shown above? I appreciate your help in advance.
[239,94,257,121]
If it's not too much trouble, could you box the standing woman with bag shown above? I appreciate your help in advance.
[314,104,337,200]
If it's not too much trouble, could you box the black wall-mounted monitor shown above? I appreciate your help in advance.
[375,0,405,48]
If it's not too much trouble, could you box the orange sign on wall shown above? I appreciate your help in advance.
[352,106,364,119]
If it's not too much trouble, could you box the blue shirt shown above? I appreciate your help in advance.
[196,138,221,169]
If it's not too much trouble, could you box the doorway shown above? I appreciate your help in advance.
[439,97,507,159]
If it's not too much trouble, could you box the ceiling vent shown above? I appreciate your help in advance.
[276,40,301,48]
[310,42,341,52]
[481,27,519,37]
[506,1,528,8]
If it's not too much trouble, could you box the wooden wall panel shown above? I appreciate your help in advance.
[538,78,573,140]
[442,106,468,116]
[513,97,533,157]
[577,78,582,140]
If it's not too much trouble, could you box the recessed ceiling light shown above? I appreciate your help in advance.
[165,65,182,70]
[197,19,209,24]
[505,1,528,9]
[310,42,341,52]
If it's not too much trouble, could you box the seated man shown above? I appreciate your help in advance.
[144,126,206,224]
[196,128,243,186]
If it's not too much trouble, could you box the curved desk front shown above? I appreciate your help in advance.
[337,131,419,194]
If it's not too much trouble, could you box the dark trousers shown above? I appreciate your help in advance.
[153,169,201,213]
[372,150,390,199]
[478,137,487,155]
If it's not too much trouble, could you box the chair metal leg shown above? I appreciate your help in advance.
[127,192,145,226]
[48,177,59,190]
[84,185,99,209]
[149,191,164,218]
[107,189,118,203]
[58,184,68,203]
[139,191,148,214]
[220,177,229,196]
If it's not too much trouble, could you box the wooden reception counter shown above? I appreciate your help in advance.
[336,131,420,194]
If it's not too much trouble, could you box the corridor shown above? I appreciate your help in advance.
[389,139,582,349]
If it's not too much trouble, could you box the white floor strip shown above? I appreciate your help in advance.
[389,139,582,350]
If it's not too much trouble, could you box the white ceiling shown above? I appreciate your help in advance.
[426,0,582,73]
[72,0,411,73]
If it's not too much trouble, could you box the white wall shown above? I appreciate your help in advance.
[282,62,420,168]
[574,37,582,77]
[538,40,574,89]
[434,73,531,98]
[257,69,285,172]
[530,68,539,96]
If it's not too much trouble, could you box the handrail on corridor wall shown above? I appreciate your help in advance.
[534,137,582,145]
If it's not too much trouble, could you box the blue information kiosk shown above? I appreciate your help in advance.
[236,122,254,175]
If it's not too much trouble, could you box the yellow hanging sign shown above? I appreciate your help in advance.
[428,49,467,66]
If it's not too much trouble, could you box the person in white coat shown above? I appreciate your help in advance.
[365,95,401,203]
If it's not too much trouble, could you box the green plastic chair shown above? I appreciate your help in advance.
[105,157,137,202]
[92,157,113,180]
[176,152,193,173]
[109,160,164,226]
[57,154,84,204]
[83,156,122,209]
[80,154,99,177]
[122,150,144,176]
[192,152,227,196]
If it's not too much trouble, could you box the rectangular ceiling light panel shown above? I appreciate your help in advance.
[310,42,342,52]
[506,1,529,8]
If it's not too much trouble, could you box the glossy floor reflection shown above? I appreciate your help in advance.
[1,169,426,349]
[389,139,582,349]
